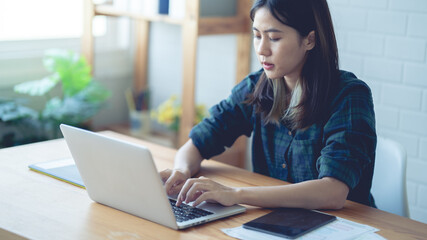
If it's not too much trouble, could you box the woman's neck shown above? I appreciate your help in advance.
[284,75,299,91]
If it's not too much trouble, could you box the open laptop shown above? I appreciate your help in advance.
[60,124,246,229]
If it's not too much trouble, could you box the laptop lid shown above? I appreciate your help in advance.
[60,124,245,229]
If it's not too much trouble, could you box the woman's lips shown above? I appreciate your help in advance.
[262,62,274,70]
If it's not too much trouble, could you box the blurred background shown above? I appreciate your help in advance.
[0,0,426,224]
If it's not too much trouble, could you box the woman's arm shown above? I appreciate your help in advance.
[173,139,203,178]
[236,177,349,209]
[162,73,259,196]
[161,139,203,196]
[176,176,349,210]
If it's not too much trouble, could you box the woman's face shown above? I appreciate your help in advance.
[253,7,314,82]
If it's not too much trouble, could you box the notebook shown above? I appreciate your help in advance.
[59,124,246,229]
[29,158,84,188]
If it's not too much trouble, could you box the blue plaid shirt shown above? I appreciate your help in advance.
[190,69,377,207]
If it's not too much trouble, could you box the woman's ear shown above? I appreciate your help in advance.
[305,31,316,50]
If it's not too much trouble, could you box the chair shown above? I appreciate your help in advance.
[371,136,410,217]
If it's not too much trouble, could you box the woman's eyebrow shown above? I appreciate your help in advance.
[252,27,282,33]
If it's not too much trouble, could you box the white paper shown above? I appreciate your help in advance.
[353,233,387,240]
[221,217,383,240]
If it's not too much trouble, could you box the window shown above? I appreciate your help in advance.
[0,0,130,88]
[0,0,106,41]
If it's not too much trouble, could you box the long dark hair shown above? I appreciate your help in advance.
[246,0,340,130]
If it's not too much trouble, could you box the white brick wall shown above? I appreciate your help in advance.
[421,139,427,159]
[385,37,426,61]
[381,130,419,157]
[424,90,427,112]
[350,0,388,9]
[407,158,427,184]
[382,85,422,110]
[407,181,417,205]
[408,14,427,37]
[347,33,384,56]
[367,11,406,35]
[375,106,399,128]
[419,186,427,208]
[364,58,402,82]
[405,63,427,87]
[389,0,427,12]
[328,0,427,223]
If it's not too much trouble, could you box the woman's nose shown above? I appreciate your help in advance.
[256,39,271,57]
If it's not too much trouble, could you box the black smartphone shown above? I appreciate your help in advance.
[243,208,336,239]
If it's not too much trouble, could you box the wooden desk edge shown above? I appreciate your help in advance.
[1,131,426,240]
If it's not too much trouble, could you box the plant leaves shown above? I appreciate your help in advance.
[13,75,59,96]
[0,101,38,122]
[10,49,110,127]
[43,49,92,97]
[42,96,103,125]
[76,81,111,103]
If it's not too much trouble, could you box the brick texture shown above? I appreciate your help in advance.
[350,0,388,9]
[385,37,426,61]
[407,181,418,205]
[408,14,427,38]
[390,0,427,12]
[364,58,402,82]
[380,130,419,157]
[420,138,427,160]
[407,159,427,185]
[340,54,364,76]
[367,11,407,35]
[375,106,399,129]
[331,7,367,30]
[404,63,427,87]
[423,91,427,112]
[400,111,427,135]
[382,85,422,110]
[419,185,427,208]
[347,33,384,56]
[327,0,427,223]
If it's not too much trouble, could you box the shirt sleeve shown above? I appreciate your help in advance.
[317,80,377,189]
[189,72,259,159]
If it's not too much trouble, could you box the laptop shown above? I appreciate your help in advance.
[59,124,246,229]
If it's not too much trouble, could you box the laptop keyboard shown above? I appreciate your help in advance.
[169,199,214,222]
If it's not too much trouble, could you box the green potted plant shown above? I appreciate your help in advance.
[0,99,40,147]
[12,49,110,140]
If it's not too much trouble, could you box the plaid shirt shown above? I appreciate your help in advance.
[190,69,377,207]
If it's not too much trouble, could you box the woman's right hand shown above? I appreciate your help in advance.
[160,168,191,196]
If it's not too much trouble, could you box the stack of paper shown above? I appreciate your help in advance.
[222,217,387,240]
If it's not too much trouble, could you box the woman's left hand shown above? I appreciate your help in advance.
[176,176,239,207]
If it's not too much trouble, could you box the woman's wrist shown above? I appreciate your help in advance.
[174,167,191,179]
[233,187,244,205]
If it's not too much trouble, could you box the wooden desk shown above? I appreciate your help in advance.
[0,131,426,240]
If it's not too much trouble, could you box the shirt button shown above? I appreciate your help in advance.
[288,131,292,136]
[282,163,287,168]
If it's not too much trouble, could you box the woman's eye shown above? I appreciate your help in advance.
[270,37,281,42]
[254,35,261,40]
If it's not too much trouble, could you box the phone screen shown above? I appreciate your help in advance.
[243,208,336,239]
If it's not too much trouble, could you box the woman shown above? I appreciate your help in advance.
[161,0,376,210]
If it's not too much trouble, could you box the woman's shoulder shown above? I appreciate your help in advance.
[334,70,373,99]
[338,70,371,92]
[247,68,264,81]
[327,70,374,113]
[232,68,264,93]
